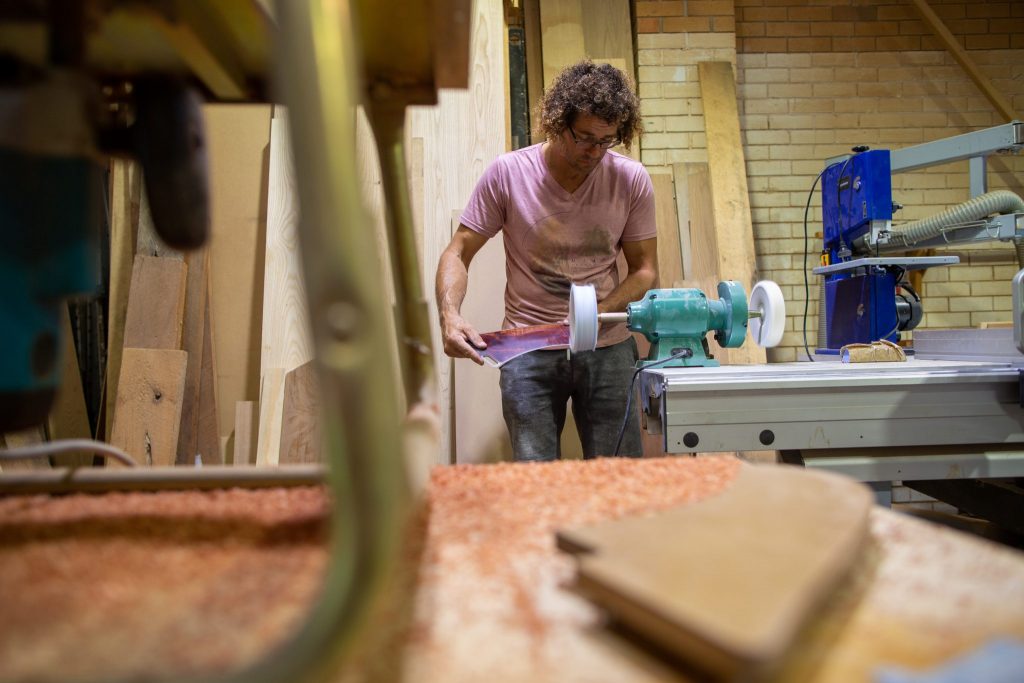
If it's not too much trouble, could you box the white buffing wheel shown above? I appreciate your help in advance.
[749,280,786,348]
[569,283,599,353]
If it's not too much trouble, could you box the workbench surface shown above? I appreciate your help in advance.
[1,457,1022,682]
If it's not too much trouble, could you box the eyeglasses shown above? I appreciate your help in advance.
[567,125,620,150]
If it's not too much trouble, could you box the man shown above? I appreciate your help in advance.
[435,60,658,461]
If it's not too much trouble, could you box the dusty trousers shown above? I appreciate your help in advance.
[498,337,643,461]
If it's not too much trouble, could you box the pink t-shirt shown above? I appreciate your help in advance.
[460,143,656,347]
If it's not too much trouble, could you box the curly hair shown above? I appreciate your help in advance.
[538,60,643,151]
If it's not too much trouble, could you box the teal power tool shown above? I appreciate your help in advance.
[569,280,786,367]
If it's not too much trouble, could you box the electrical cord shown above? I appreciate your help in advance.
[801,168,827,362]
[613,349,693,457]
[0,438,138,467]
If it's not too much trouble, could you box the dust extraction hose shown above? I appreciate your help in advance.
[856,190,1024,266]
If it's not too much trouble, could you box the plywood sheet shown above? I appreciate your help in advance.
[204,104,272,456]
[539,0,584,90]
[109,348,188,467]
[558,463,873,681]
[262,110,313,376]
[407,0,506,464]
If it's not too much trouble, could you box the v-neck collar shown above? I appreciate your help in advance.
[539,142,602,201]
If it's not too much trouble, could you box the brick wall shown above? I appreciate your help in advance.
[636,0,1024,362]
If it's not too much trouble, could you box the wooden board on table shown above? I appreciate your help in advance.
[278,360,321,464]
[109,348,188,467]
[122,255,188,350]
[557,462,873,681]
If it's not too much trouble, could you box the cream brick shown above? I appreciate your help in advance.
[745,129,790,145]
[686,33,735,49]
[738,82,768,99]
[664,116,705,132]
[921,312,972,327]
[949,266,994,282]
[789,67,836,83]
[662,82,701,98]
[742,99,788,115]
[744,145,770,160]
[993,265,1021,280]
[971,281,1010,296]
[972,311,1011,326]
[812,82,858,97]
[769,144,816,160]
[946,296,987,313]
[993,295,1013,310]
[641,149,667,166]
[759,254,793,270]
[642,132,689,149]
[639,65,690,83]
[743,68,792,83]
[769,207,811,223]
[638,50,662,67]
[747,160,793,176]
[643,117,666,133]
[925,297,949,313]
[926,282,971,297]
[665,148,708,164]
[637,34,688,50]
[644,98,688,115]
[738,53,767,69]
[766,53,813,68]
[639,82,663,99]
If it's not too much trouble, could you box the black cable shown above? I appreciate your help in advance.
[613,349,692,457]
[801,168,827,362]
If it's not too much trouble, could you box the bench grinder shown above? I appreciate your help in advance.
[568,281,786,367]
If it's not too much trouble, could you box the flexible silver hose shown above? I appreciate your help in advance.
[870,190,1024,253]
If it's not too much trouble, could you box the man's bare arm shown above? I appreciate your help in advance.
[598,237,659,314]
[436,225,490,364]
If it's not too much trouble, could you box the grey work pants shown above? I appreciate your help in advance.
[498,337,643,461]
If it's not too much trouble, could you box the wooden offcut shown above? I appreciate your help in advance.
[176,247,211,465]
[109,348,188,467]
[232,401,256,466]
[278,360,321,464]
[46,307,93,467]
[196,284,221,464]
[104,159,142,438]
[255,367,285,466]
[122,255,188,350]
[698,62,765,365]
[558,463,873,681]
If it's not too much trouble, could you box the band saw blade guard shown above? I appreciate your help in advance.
[569,281,785,368]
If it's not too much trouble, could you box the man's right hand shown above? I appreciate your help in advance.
[441,313,487,365]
